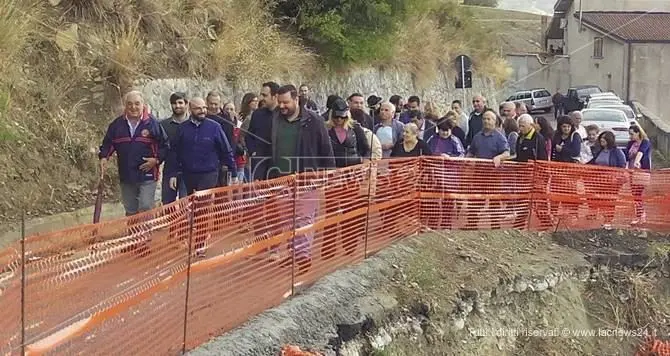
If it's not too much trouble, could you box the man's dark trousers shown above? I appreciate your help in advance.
[184,171,219,194]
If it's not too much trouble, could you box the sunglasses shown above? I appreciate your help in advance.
[333,116,347,119]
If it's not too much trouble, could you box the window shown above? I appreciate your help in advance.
[533,90,551,98]
[593,37,604,58]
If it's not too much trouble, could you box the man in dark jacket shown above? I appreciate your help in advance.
[347,93,374,130]
[99,90,169,216]
[268,84,335,273]
[464,95,488,149]
[165,97,237,194]
[159,92,189,204]
[514,114,548,162]
[299,84,319,112]
[246,81,279,181]
[206,90,240,186]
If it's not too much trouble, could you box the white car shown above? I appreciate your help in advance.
[587,99,625,108]
[581,108,634,147]
[590,104,638,123]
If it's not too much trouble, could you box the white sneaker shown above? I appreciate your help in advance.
[195,248,207,258]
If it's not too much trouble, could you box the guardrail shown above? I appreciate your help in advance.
[0,157,668,355]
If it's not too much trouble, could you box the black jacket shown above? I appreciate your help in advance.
[515,130,548,162]
[269,108,335,178]
[465,110,485,148]
[329,123,371,167]
[246,107,275,180]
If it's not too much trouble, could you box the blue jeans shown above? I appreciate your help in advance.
[161,177,187,204]
[120,181,157,216]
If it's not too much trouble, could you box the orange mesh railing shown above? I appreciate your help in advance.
[1,157,669,355]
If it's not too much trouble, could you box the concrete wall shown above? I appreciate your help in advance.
[136,68,502,120]
[629,43,670,122]
[564,9,627,96]
[632,101,670,157]
[504,54,570,96]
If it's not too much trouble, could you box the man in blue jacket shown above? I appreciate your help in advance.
[165,97,237,194]
[99,90,169,217]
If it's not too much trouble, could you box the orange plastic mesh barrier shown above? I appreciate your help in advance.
[636,337,670,356]
[1,157,669,355]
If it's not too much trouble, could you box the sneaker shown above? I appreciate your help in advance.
[195,248,207,258]
[602,224,613,230]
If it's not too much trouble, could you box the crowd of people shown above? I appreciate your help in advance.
[98,83,653,258]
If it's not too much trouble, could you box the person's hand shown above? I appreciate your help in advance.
[169,177,177,190]
[140,157,158,172]
[555,144,563,152]
[382,143,393,150]
[493,155,502,168]
[634,161,641,169]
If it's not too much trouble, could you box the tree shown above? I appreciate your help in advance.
[272,0,408,66]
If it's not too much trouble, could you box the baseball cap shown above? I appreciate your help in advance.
[367,95,382,108]
[332,98,350,117]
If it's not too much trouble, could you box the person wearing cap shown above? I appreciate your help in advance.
[321,94,340,121]
[367,95,383,125]
[326,98,371,168]
[160,92,189,204]
[322,98,371,260]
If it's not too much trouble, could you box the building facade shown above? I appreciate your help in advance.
[546,0,670,119]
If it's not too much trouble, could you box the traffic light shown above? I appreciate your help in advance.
[455,70,472,89]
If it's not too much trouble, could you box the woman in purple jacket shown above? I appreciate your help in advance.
[625,125,652,224]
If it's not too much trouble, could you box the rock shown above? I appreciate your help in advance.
[369,328,392,350]
[532,280,549,292]
[514,278,528,293]
[452,317,465,330]
[546,274,558,288]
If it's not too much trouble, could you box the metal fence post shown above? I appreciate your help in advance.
[526,161,538,231]
[363,161,374,259]
[20,212,26,356]
[290,176,298,297]
[181,199,195,355]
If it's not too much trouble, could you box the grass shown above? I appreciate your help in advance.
[464,5,544,54]
[385,1,512,89]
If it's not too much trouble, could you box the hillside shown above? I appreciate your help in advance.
[466,5,545,54]
[0,0,508,224]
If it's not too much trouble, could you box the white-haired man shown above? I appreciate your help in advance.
[515,114,548,162]
[373,101,405,158]
[99,90,169,216]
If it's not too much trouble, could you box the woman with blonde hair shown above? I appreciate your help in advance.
[323,97,370,260]
[326,98,371,167]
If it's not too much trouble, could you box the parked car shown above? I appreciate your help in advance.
[586,92,620,103]
[564,85,602,112]
[505,88,553,113]
[586,98,624,108]
[581,108,634,147]
[592,104,638,122]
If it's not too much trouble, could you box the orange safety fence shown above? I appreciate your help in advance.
[1,157,669,355]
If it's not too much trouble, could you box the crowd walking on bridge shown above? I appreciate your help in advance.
[99,83,653,262]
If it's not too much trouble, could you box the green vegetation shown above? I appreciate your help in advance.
[0,0,506,219]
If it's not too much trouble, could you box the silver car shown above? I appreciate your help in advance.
[505,88,553,113]
[592,104,638,122]
[581,108,634,147]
